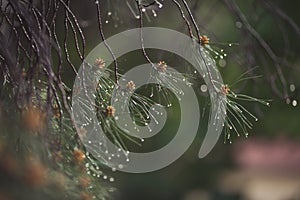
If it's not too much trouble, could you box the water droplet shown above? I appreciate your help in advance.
[292,100,298,107]
[108,12,112,16]
[152,10,157,17]
[105,20,109,24]
[103,175,108,180]
[290,84,296,92]
[112,167,116,172]
[228,44,232,47]
[109,177,114,182]
[235,21,242,28]
[118,164,123,169]
[200,84,207,92]
[219,59,227,67]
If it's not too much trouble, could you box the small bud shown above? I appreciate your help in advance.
[157,61,167,73]
[200,35,210,46]
[126,81,136,92]
[106,105,116,117]
[221,84,230,96]
[52,104,61,118]
[73,149,86,164]
[94,58,105,69]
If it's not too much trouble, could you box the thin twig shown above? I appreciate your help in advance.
[223,0,288,99]
[95,1,119,84]
[171,0,193,38]
[136,0,153,65]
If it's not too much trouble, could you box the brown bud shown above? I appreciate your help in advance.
[94,58,105,69]
[106,106,116,117]
[157,61,167,73]
[221,84,230,95]
[52,104,61,118]
[126,81,136,92]
[73,149,86,164]
[200,35,210,46]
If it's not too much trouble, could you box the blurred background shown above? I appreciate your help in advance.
[1,0,300,200]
